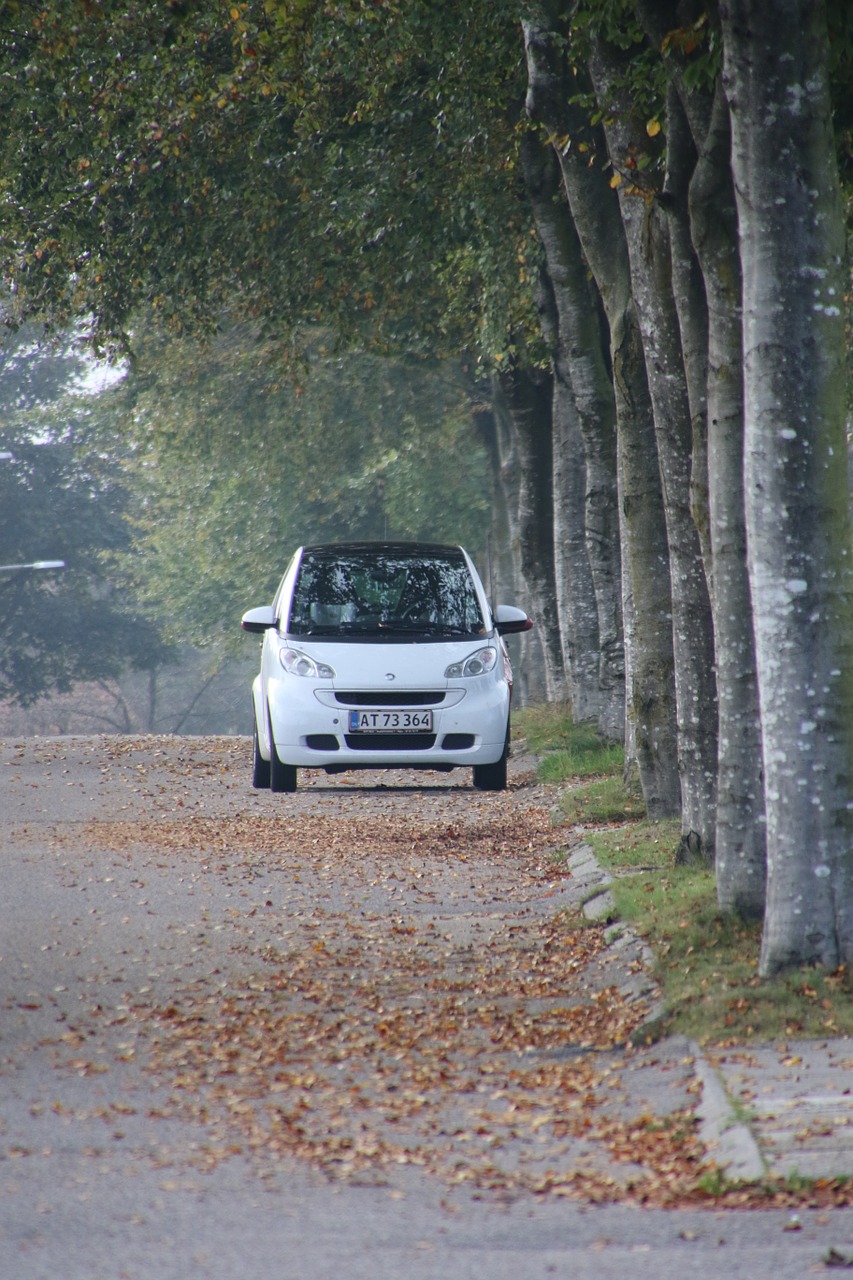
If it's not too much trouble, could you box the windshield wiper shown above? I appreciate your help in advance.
[377,620,471,636]
[296,620,475,638]
[294,621,373,636]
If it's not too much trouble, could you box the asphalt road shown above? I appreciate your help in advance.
[2,735,853,1280]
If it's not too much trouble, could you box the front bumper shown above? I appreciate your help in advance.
[254,675,509,769]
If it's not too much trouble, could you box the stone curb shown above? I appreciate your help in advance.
[563,843,616,922]
[555,830,767,1182]
[690,1045,767,1182]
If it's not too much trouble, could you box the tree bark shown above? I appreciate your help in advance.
[521,129,624,734]
[690,81,766,917]
[523,7,679,811]
[636,0,767,911]
[589,34,718,856]
[491,363,567,703]
[473,393,541,705]
[662,86,711,580]
[722,0,853,972]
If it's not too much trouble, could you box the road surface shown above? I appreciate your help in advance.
[2,735,852,1278]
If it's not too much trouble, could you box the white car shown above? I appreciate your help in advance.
[241,541,532,792]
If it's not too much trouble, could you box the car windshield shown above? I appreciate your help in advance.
[288,548,486,639]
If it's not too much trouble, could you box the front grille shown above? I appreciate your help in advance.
[335,691,444,707]
[344,734,436,751]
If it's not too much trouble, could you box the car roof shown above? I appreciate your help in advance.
[300,541,466,559]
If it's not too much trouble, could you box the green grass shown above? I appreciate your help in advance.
[514,702,627,784]
[588,816,679,868]
[513,701,590,754]
[523,702,853,1045]
[603,851,853,1044]
[559,775,646,824]
[539,744,626,784]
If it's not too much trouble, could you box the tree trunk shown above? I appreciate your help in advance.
[722,0,853,973]
[472,394,540,705]
[662,85,711,580]
[491,364,567,703]
[521,130,624,733]
[589,35,718,856]
[638,0,767,912]
[523,7,679,810]
[689,81,766,917]
[472,397,519,606]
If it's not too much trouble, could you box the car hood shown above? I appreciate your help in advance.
[294,637,494,690]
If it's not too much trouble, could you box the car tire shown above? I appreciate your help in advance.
[252,714,271,789]
[268,708,297,793]
[472,721,509,792]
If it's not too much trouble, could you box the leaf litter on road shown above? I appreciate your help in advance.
[39,772,710,1205]
[18,742,851,1211]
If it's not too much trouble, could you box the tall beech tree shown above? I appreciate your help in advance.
[636,0,767,918]
[520,121,624,736]
[586,22,718,858]
[523,9,681,817]
[720,0,853,973]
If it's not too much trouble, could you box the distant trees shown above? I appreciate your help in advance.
[0,339,169,705]
[0,648,256,736]
[1,1,852,974]
[0,324,493,722]
[115,327,492,647]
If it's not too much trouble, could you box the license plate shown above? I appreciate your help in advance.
[348,709,433,733]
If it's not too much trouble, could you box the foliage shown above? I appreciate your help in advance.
[0,1,540,703]
[0,0,538,367]
[1,1,290,347]
[0,321,90,411]
[113,327,492,651]
[0,384,170,704]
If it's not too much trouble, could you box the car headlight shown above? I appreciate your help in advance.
[279,647,335,679]
[445,647,498,678]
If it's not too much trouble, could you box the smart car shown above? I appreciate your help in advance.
[241,541,532,792]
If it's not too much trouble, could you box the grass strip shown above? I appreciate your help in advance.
[514,703,853,1044]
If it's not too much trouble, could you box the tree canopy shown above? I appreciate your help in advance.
[0,0,536,363]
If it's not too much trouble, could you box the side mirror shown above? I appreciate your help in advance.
[241,605,276,633]
[494,604,533,636]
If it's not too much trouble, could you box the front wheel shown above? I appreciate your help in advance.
[268,708,297,793]
[252,714,271,789]
[472,722,509,792]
